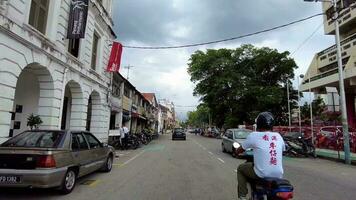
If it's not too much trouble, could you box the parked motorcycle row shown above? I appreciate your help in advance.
[274,126,356,153]
[110,129,157,150]
[282,132,316,158]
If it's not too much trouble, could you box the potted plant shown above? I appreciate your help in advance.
[27,114,43,130]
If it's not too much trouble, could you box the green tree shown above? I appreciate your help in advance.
[188,44,298,128]
[300,96,326,121]
[187,104,210,127]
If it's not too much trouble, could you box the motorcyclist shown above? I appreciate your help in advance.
[236,112,286,200]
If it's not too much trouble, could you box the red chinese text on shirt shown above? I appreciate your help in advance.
[269,141,277,165]
[262,134,269,141]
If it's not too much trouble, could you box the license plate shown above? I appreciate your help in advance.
[0,175,22,184]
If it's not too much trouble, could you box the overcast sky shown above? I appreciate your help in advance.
[112,0,335,120]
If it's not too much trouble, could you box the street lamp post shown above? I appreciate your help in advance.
[298,75,305,134]
[308,73,315,145]
[287,80,292,131]
[304,0,351,164]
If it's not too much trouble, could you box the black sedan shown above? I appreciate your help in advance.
[172,128,186,140]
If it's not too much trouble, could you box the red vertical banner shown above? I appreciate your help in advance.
[107,42,123,72]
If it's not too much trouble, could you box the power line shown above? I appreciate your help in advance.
[122,13,324,50]
[290,22,323,56]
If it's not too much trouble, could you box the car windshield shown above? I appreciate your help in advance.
[174,128,184,132]
[1,131,65,148]
[233,130,250,139]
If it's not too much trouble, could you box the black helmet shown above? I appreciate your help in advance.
[256,112,274,130]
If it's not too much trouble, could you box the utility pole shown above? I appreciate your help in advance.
[124,65,134,80]
[304,0,351,164]
[333,0,351,164]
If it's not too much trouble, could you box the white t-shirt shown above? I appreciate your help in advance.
[120,128,125,139]
[241,131,285,178]
[123,127,129,134]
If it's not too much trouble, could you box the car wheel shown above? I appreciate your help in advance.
[222,144,226,153]
[101,155,113,172]
[59,169,77,194]
[232,147,237,158]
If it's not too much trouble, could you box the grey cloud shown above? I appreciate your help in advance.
[114,0,322,46]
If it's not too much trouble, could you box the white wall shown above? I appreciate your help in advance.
[0,0,116,143]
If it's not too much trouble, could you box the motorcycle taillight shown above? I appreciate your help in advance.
[276,191,293,199]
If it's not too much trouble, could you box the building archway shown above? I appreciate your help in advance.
[61,81,86,130]
[12,63,56,136]
[86,90,102,132]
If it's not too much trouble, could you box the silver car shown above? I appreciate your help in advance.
[0,130,115,194]
[221,129,252,157]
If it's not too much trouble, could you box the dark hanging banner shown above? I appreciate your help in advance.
[67,0,89,39]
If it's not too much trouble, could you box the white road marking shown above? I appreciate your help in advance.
[192,139,226,165]
[122,150,145,166]
[217,157,225,163]
[234,169,237,173]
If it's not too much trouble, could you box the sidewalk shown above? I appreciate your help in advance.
[316,148,356,164]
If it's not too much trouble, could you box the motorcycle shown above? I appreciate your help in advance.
[249,178,294,200]
[283,132,316,158]
[137,132,148,145]
[142,129,153,143]
[235,144,294,200]
[124,133,140,149]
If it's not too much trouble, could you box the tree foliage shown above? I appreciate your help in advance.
[300,96,326,120]
[187,104,210,127]
[188,44,298,128]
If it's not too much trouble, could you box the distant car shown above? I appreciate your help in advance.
[0,130,115,194]
[172,128,186,140]
[188,128,195,133]
[221,128,252,157]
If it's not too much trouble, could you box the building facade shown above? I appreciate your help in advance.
[301,0,356,128]
[159,99,176,132]
[0,0,115,143]
[142,93,159,133]
[108,73,157,136]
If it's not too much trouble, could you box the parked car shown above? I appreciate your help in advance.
[221,128,252,157]
[172,128,186,140]
[187,128,195,133]
[0,130,115,194]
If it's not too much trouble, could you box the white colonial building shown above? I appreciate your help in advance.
[0,0,115,143]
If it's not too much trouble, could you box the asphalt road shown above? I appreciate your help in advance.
[1,133,356,200]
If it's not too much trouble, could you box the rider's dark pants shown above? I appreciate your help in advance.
[237,162,259,198]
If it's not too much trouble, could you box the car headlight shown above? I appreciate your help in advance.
[233,142,240,149]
